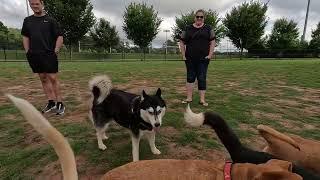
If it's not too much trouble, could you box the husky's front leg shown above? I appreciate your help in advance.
[146,131,161,155]
[131,134,141,161]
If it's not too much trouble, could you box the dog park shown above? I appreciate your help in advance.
[1,0,320,179]
[0,59,319,179]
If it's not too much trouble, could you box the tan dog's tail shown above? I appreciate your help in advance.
[257,125,300,151]
[7,95,78,180]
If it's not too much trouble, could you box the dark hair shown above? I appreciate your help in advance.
[195,9,205,17]
[29,0,44,4]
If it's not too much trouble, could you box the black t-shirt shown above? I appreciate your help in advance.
[180,24,215,60]
[21,14,63,53]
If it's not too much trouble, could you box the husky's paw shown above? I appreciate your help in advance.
[152,148,161,155]
[98,144,107,150]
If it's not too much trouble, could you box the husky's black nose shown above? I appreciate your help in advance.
[155,123,160,127]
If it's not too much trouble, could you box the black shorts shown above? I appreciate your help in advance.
[26,52,58,73]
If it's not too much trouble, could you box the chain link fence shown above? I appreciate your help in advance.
[1,41,319,62]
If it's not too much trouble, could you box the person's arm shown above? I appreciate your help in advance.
[206,40,215,60]
[22,36,30,53]
[179,40,186,60]
[205,28,216,60]
[52,18,63,54]
[21,18,30,53]
[55,36,63,54]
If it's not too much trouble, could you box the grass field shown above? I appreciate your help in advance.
[0,59,319,179]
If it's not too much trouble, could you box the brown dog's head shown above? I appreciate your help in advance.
[233,159,302,180]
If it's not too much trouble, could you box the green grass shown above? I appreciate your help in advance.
[0,59,320,178]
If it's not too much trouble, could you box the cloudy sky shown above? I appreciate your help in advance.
[0,0,319,49]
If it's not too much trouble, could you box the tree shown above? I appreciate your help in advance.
[0,21,9,60]
[267,18,299,49]
[223,1,268,58]
[90,18,120,53]
[173,9,225,45]
[309,22,320,51]
[45,0,95,58]
[123,2,162,60]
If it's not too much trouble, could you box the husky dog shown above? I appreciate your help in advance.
[88,75,166,161]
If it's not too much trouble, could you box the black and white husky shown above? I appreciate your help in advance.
[88,75,166,161]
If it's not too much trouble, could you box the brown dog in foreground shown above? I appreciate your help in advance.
[7,95,302,180]
[258,125,320,175]
[102,159,302,180]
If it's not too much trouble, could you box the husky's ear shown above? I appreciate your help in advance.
[156,88,161,97]
[142,90,148,100]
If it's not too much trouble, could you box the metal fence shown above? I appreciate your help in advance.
[0,42,319,62]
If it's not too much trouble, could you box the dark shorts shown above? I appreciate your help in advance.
[26,52,58,73]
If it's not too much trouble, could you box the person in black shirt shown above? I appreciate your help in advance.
[21,0,65,115]
[179,9,216,107]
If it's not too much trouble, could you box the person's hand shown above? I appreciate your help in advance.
[182,55,187,61]
[54,48,60,54]
[205,54,212,60]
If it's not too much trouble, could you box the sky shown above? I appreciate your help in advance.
[0,0,319,49]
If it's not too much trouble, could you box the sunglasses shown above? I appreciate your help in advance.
[196,16,204,19]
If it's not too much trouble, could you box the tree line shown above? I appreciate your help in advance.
[1,0,319,59]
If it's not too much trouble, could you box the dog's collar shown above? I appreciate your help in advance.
[224,161,232,180]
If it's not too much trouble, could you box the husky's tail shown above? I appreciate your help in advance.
[89,75,112,105]
[6,95,78,180]
[184,105,243,156]
[257,125,300,150]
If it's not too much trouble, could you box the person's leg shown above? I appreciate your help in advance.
[197,60,209,105]
[47,73,65,115]
[47,73,62,102]
[38,73,56,100]
[38,73,56,113]
[183,60,196,103]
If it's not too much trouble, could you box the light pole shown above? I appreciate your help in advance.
[163,30,170,54]
[301,0,311,42]
[26,0,30,16]
[163,29,170,61]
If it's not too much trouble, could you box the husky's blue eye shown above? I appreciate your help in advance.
[157,110,161,114]
[148,111,153,114]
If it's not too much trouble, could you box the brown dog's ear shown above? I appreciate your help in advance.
[257,125,300,150]
[256,171,302,180]
[254,160,302,180]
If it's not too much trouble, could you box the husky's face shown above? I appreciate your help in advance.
[140,88,166,131]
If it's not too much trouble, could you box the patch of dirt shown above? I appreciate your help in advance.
[303,124,317,130]
[163,142,228,162]
[271,98,302,107]
[302,106,320,116]
[31,156,107,180]
[224,81,240,88]
[239,123,257,133]
[277,120,302,131]
[245,136,268,151]
[115,79,160,94]
[23,125,48,149]
[251,110,282,120]
[160,126,180,139]
[238,88,259,96]
[175,85,186,95]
